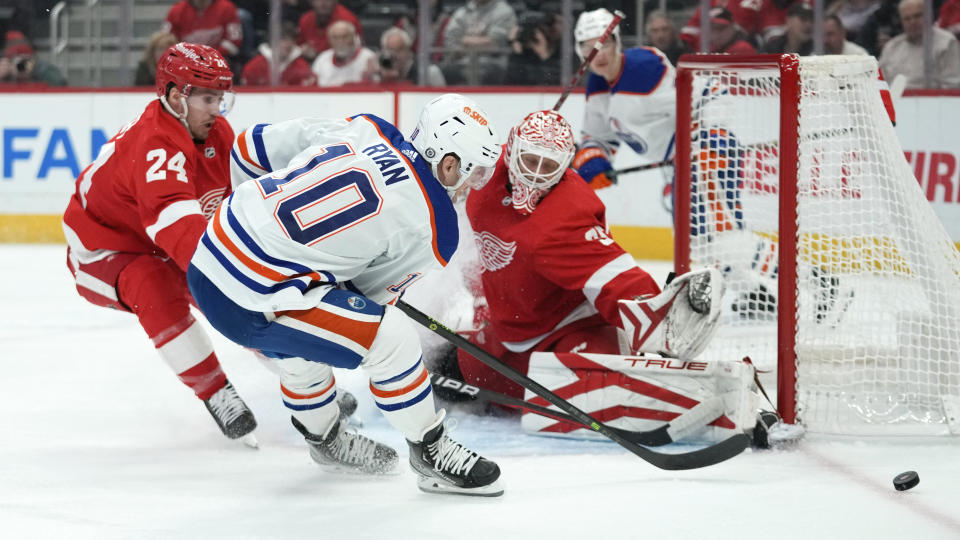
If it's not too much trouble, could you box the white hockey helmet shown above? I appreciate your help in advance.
[504,110,576,214]
[574,8,621,60]
[506,110,575,191]
[410,93,502,196]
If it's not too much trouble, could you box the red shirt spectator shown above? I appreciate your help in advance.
[297,0,361,60]
[163,0,242,59]
[938,0,960,38]
[241,25,317,85]
[709,7,759,54]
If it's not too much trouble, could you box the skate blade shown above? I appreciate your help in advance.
[416,476,504,497]
[239,433,260,449]
[316,462,401,476]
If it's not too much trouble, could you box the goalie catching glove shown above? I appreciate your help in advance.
[617,267,724,359]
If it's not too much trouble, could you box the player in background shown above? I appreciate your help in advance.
[571,8,677,190]
[187,94,505,496]
[61,43,258,444]
[457,110,723,400]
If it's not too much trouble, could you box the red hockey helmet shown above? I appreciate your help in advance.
[155,42,233,98]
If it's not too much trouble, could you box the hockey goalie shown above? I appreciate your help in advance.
[443,109,764,445]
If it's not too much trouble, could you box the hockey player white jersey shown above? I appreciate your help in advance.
[582,47,677,162]
[191,114,458,311]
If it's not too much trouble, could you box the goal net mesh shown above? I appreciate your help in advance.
[679,55,960,435]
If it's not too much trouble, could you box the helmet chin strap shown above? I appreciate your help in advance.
[160,92,192,133]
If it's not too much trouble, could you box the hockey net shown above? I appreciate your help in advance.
[674,54,960,435]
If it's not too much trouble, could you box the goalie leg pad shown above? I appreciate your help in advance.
[522,352,759,444]
[618,267,724,359]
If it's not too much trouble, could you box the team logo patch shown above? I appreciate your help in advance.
[347,296,367,310]
[205,147,216,158]
[424,147,436,159]
[199,188,226,220]
[475,231,516,272]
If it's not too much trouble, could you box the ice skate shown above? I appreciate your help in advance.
[407,411,503,497]
[292,417,398,474]
[204,380,258,446]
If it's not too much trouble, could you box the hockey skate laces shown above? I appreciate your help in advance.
[207,385,247,424]
[327,424,378,465]
[427,420,480,475]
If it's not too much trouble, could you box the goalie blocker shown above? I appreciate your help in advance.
[522,351,759,445]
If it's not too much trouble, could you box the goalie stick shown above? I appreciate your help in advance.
[397,300,750,470]
[431,372,726,447]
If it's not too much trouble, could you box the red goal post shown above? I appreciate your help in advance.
[673,53,960,435]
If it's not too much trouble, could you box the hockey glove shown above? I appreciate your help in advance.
[617,267,724,359]
[573,147,616,190]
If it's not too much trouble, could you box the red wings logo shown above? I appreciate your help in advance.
[199,188,226,220]
[474,231,516,272]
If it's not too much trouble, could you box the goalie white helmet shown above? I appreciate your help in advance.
[410,93,502,197]
[504,110,576,214]
[574,8,621,59]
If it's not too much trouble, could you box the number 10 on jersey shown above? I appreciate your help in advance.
[256,143,383,245]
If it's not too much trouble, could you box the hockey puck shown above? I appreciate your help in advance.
[893,471,919,491]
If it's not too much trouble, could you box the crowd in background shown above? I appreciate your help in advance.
[1,0,960,89]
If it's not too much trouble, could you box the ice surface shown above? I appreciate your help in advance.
[2,245,959,540]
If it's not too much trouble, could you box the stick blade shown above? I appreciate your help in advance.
[645,433,750,471]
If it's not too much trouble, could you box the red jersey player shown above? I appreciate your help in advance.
[459,110,724,399]
[61,43,257,443]
[163,0,243,61]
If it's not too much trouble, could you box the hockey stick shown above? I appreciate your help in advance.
[397,300,750,470]
[432,372,726,447]
[616,159,674,176]
[552,10,624,112]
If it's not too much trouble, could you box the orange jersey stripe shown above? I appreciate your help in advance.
[369,368,428,399]
[281,378,335,400]
[356,115,446,266]
[237,131,267,172]
[211,205,324,283]
[283,307,379,350]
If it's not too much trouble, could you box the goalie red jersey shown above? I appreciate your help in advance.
[466,159,660,351]
[62,99,233,272]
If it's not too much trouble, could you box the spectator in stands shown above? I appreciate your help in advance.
[827,0,881,39]
[242,22,317,85]
[162,0,242,63]
[880,0,960,88]
[504,11,565,86]
[392,0,453,64]
[376,26,445,86]
[708,7,757,54]
[282,0,311,25]
[857,0,902,56]
[0,30,66,86]
[645,11,690,66]
[312,20,375,86]
[762,3,813,55]
[442,0,516,85]
[135,31,179,86]
[680,0,767,51]
[824,14,870,55]
[938,0,960,39]
[297,0,361,62]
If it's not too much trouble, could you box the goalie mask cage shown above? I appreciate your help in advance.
[674,54,960,435]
